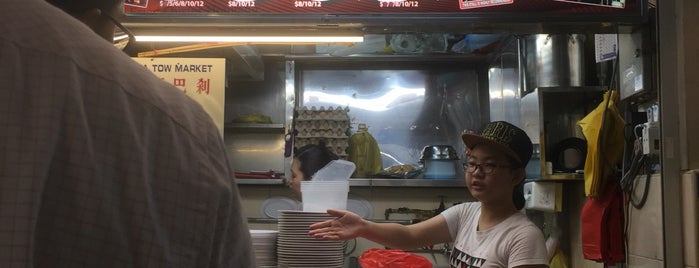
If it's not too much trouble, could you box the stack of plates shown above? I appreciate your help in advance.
[277,210,344,268]
[250,230,278,268]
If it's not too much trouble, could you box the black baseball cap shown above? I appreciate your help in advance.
[461,121,533,168]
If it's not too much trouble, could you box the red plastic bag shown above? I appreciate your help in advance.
[358,248,433,268]
[581,181,624,265]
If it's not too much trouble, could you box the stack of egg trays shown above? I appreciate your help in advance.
[294,106,350,158]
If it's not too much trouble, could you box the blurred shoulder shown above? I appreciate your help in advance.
[2,0,216,139]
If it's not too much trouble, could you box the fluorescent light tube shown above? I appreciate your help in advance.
[134,35,364,43]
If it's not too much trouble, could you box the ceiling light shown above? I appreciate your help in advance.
[133,35,364,43]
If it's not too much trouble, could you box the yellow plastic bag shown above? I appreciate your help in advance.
[577,90,625,198]
[348,123,382,178]
[549,249,569,268]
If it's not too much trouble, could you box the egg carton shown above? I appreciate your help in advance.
[293,106,351,158]
[295,137,348,147]
[296,106,350,121]
[294,138,348,147]
[297,120,350,133]
[297,129,349,139]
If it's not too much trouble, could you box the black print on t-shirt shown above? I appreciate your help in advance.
[450,247,486,268]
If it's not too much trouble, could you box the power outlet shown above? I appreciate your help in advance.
[642,122,660,156]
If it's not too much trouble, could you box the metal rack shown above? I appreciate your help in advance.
[236,178,466,187]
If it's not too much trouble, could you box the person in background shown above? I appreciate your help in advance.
[288,140,339,197]
[309,121,549,268]
[0,0,255,266]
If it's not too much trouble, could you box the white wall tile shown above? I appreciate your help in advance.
[627,254,664,268]
[682,170,699,267]
[627,174,664,260]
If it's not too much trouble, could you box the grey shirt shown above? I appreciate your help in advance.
[0,0,255,267]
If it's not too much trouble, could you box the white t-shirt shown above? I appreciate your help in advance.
[441,202,549,268]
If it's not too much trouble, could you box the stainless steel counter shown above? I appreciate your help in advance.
[248,217,412,225]
[348,178,466,187]
[236,178,466,187]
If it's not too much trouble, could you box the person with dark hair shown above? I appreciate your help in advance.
[46,0,130,44]
[309,121,549,268]
[0,0,255,267]
[288,140,340,197]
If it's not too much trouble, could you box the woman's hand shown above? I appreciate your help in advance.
[308,209,365,240]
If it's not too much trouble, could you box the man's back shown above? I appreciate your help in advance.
[0,0,255,266]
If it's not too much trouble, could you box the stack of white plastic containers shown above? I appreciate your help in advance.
[249,230,278,268]
[275,160,355,268]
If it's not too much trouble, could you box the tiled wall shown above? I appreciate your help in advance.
[682,171,698,268]
[626,174,664,267]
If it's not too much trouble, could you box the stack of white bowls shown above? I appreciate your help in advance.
[249,229,278,268]
[277,210,344,268]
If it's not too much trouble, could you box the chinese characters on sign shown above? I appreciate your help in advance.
[132,57,226,136]
[197,78,211,94]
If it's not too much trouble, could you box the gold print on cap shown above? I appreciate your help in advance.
[482,122,516,144]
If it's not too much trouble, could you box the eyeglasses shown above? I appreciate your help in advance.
[462,162,512,174]
[102,13,134,50]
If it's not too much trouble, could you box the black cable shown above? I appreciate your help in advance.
[629,159,652,209]
[620,149,644,192]
[594,57,619,191]
[620,122,652,210]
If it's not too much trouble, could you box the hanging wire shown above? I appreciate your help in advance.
[594,56,619,191]
[619,124,650,209]
[595,55,625,267]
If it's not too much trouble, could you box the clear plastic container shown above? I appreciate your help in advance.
[311,160,356,182]
[301,181,349,212]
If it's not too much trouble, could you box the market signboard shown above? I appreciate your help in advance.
[125,0,638,13]
[131,57,226,137]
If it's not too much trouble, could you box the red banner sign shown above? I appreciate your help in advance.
[125,0,638,13]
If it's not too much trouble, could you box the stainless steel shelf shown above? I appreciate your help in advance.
[350,178,466,187]
[525,173,584,182]
[236,178,285,185]
[235,178,466,187]
[247,217,411,225]
[225,123,285,133]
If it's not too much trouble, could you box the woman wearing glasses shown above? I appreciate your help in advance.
[309,121,549,268]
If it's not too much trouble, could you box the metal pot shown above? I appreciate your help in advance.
[519,34,586,95]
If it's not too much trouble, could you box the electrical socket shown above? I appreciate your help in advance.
[642,122,660,156]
